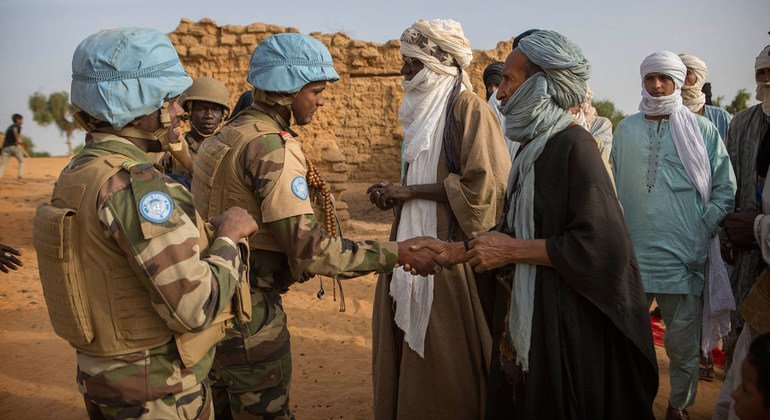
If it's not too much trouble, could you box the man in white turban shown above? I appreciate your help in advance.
[679,53,732,141]
[714,43,770,420]
[368,19,511,419]
[413,29,658,419]
[612,51,737,420]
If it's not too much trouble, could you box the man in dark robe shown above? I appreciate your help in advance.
[417,30,658,419]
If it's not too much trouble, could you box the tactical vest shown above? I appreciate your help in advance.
[34,139,249,366]
[193,109,285,253]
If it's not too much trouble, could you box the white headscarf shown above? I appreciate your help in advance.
[755,45,770,117]
[639,51,734,354]
[391,19,472,358]
[678,53,709,113]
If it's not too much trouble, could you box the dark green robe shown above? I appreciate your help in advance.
[486,125,658,420]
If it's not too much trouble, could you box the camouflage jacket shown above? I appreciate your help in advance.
[75,134,244,404]
[233,107,398,291]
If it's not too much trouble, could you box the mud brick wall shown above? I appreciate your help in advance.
[169,19,512,218]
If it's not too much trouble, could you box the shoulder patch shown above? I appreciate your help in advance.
[139,191,174,223]
[291,176,309,200]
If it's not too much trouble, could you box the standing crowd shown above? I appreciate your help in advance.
[15,18,770,420]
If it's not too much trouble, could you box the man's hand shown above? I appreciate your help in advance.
[397,237,444,276]
[468,231,517,272]
[408,237,470,268]
[367,181,407,210]
[721,211,759,249]
[0,244,22,273]
[210,207,258,243]
[299,271,316,283]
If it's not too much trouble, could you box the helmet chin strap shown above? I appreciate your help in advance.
[91,102,174,146]
[252,87,298,127]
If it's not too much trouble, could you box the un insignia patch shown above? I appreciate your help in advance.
[139,192,174,223]
[291,176,309,200]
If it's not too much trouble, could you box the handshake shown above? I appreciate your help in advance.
[394,231,515,276]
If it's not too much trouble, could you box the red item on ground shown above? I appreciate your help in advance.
[650,314,725,368]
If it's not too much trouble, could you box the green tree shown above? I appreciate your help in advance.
[28,91,81,156]
[593,99,626,130]
[725,89,751,115]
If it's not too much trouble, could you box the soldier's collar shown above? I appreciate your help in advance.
[85,133,152,164]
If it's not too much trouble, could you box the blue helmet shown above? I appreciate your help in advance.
[247,33,340,94]
[71,28,192,129]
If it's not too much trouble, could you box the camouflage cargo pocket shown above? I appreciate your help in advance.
[221,360,283,393]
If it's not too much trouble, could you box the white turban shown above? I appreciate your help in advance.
[679,53,709,113]
[392,18,474,358]
[639,51,686,116]
[400,19,474,91]
[754,45,770,116]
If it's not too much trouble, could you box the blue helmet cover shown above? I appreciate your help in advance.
[71,28,192,128]
[248,33,340,94]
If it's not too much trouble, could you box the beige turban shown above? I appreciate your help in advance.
[755,45,770,116]
[400,19,474,91]
[679,53,708,113]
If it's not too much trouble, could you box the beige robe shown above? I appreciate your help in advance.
[372,90,511,419]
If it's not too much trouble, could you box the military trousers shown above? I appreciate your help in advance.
[211,289,294,420]
[83,380,213,420]
[647,293,703,410]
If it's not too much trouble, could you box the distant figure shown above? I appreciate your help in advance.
[484,60,521,160]
[679,53,732,141]
[0,243,22,273]
[703,82,713,106]
[483,61,504,100]
[570,86,614,171]
[0,114,25,180]
[158,76,231,186]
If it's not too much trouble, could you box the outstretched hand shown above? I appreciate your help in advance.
[0,244,22,273]
[468,231,516,272]
[397,237,446,276]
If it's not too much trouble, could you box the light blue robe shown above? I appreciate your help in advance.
[704,104,732,143]
[611,113,736,295]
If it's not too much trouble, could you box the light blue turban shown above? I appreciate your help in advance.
[518,30,591,109]
[71,28,192,129]
[248,33,340,94]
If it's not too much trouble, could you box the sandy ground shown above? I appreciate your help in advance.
[0,157,724,419]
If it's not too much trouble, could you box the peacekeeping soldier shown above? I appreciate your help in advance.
[32,28,257,419]
[191,33,444,419]
[159,76,231,187]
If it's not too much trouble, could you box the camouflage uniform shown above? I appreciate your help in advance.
[36,134,248,419]
[193,106,398,419]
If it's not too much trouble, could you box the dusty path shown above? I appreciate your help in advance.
[0,157,723,419]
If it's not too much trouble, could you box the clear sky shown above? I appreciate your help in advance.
[1,0,768,156]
